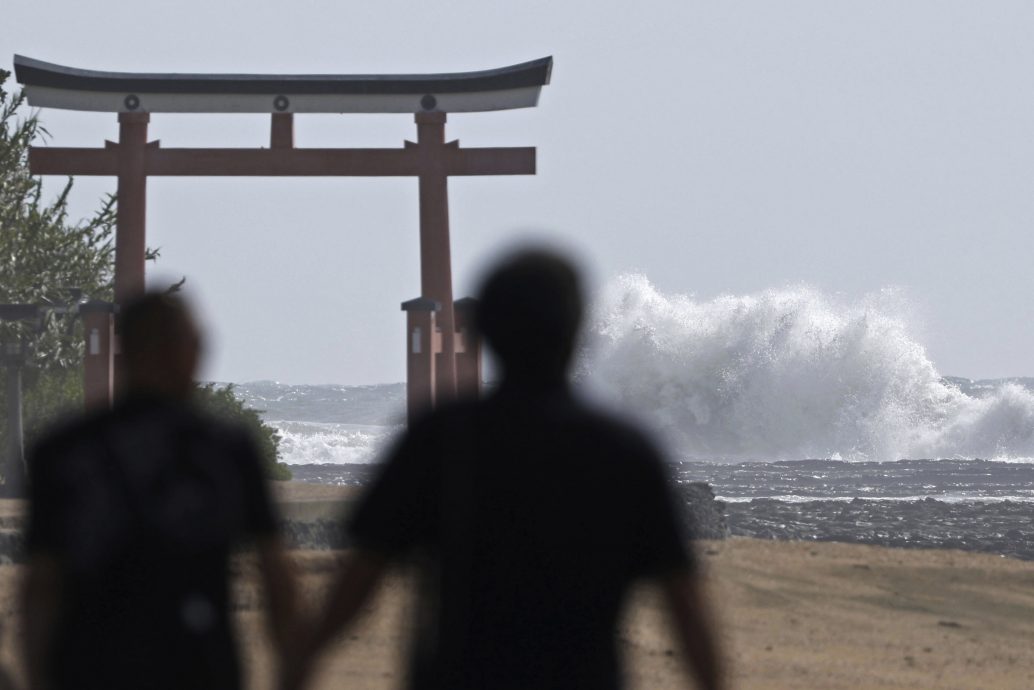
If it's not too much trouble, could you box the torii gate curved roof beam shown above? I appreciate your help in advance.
[13,54,553,114]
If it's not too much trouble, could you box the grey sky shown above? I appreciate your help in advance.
[4,1,1033,384]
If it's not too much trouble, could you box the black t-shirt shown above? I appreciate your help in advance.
[348,383,693,690]
[27,395,278,690]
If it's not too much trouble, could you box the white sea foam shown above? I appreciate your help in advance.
[718,494,1034,503]
[579,275,1034,462]
[270,420,396,465]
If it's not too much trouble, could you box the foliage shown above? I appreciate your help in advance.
[0,70,290,480]
[0,68,115,458]
[195,383,292,481]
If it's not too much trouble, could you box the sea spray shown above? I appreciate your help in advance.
[578,274,1034,461]
[235,381,405,466]
[272,420,395,465]
[237,279,1034,465]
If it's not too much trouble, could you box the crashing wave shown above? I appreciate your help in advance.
[578,274,1034,462]
[271,420,396,465]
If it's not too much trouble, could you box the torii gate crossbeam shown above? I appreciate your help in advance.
[15,55,552,420]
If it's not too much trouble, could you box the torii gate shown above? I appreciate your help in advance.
[14,54,551,420]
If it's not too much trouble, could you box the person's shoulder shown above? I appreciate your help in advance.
[112,397,256,453]
[386,399,474,458]
[565,395,659,452]
[409,396,482,429]
[179,402,255,446]
[30,405,116,459]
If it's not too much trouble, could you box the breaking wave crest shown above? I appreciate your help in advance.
[579,275,1034,462]
[272,420,395,465]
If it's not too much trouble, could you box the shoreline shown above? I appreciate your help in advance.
[3,479,1030,563]
[270,479,1034,562]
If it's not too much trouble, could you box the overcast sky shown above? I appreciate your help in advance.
[4,1,1033,384]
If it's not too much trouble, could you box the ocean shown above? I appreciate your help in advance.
[233,276,1034,498]
[230,277,1034,557]
[234,381,1034,503]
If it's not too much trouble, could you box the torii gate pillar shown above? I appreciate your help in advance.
[416,112,458,404]
[454,297,481,396]
[80,301,117,409]
[402,297,440,420]
[115,113,149,306]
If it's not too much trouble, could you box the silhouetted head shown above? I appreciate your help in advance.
[118,292,201,399]
[475,249,584,385]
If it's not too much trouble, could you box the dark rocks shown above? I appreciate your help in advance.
[675,482,728,540]
[281,481,733,548]
[671,458,1034,504]
[725,498,1034,560]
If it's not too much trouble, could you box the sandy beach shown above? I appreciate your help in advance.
[259,483,1034,689]
[218,538,1034,690]
[0,484,1032,689]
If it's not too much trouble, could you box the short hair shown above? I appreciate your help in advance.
[475,249,584,375]
[118,292,196,360]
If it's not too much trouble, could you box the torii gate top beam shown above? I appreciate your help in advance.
[14,54,552,114]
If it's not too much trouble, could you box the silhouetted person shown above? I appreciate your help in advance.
[22,293,296,690]
[284,249,724,690]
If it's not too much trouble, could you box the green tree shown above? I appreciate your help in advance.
[0,68,114,454]
[0,70,290,480]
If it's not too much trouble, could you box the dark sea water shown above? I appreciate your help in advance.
[287,457,1034,503]
[234,380,1034,559]
[285,458,1034,559]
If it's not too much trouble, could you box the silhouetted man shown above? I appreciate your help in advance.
[22,293,296,690]
[286,249,724,690]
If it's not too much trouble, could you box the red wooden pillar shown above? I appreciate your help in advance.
[454,297,481,399]
[115,113,149,305]
[114,113,148,392]
[80,301,116,410]
[416,112,457,404]
[402,297,440,421]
